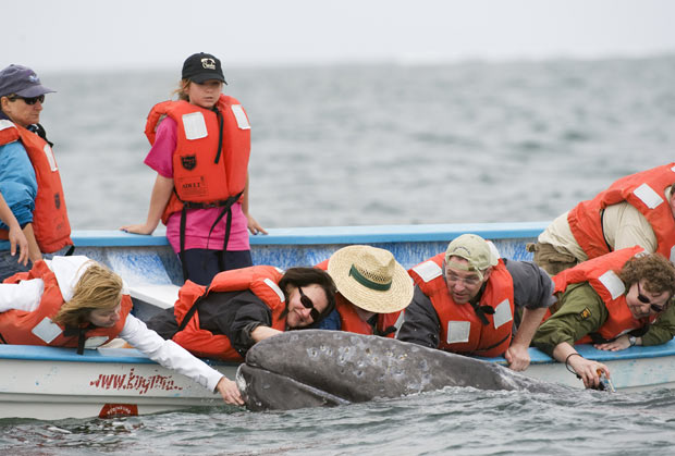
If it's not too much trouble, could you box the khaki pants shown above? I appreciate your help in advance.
[526,242,579,276]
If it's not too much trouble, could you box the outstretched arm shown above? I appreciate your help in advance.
[250,325,283,342]
[505,307,547,371]
[120,175,174,235]
[120,315,244,406]
[242,173,267,235]
[553,342,610,389]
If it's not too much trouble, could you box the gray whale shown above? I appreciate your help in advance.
[236,330,562,411]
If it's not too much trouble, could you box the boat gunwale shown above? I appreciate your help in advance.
[0,222,551,249]
[4,338,675,366]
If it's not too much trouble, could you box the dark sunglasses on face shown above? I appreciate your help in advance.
[637,282,667,313]
[297,286,321,322]
[8,95,45,105]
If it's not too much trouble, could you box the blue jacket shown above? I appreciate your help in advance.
[317,308,342,331]
[0,140,37,230]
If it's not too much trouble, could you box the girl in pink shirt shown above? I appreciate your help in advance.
[121,53,266,285]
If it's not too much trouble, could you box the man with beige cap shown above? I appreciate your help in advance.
[399,234,555,371]
[316,245,414,337]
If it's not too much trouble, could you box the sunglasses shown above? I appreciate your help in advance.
[297,286,321,322]
[8,95,45,105]
[637,282,667,313]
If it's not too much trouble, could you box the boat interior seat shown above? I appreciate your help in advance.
[127,284,180,310]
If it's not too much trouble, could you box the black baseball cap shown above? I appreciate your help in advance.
[181,52,227,84]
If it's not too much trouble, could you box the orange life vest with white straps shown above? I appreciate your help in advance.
[315,259,401,337]
[408,253,515,357]
[171,265,287,361]
[335,297,401,337]
[0,120,72,253]
[0,260,131,348]
[144,95,250,224]
[568,163,675,262]
[551,246,655,344]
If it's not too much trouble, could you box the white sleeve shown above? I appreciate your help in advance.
[119,315,224,392]
[0,278,44,313]
[50,256,96,301]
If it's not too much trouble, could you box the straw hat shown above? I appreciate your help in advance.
[327,245,414,313]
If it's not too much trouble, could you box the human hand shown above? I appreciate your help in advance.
[505,344,531,371]
[215,377,244,406]
[120,223,156,235]
[594,336,630,352]
[246,214,268,235]
[9,224,28,266]
[568,355,610,389]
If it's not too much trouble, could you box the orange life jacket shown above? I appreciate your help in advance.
[568,163,675,262]
[315,259,401,337]
[551,246,655,343]
[408,253,515,357]
[0,120,72,253]
[335,297,401,337]
[171,265,287,361]
[0,260,131,349]
[144,95,250,225]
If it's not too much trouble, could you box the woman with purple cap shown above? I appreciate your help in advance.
[121,52,266,285]
[0,64,73,282]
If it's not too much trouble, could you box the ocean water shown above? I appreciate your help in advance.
[2,56,675,454]
[38,56,675,230]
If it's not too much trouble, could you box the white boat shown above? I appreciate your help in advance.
[1,221,674,420]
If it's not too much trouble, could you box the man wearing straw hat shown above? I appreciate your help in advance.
[399,234,555,371]
[316,245,413,337]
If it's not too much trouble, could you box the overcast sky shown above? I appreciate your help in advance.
[4,0,675,73]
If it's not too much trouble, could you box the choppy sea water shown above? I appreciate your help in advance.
[38,56,675,230]
[3,386,675,455]
[2,56,675,453]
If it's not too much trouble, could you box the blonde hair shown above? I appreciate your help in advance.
[52,263,123,327]
[172,79,191,101]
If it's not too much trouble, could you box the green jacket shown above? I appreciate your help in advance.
[532,283,675,356]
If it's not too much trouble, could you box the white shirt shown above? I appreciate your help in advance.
[0,256,224,393]
[538,203,658,260]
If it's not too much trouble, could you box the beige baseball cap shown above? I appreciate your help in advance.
[444,234,498,280]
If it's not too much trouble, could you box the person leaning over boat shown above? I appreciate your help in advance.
[532,247,675,390]
[527,163,675,276]
[397,234,555,371]
[146,266,337,360]
[314,245,413,337]
[0,256,244,406]
[0,64,72,281]
[120,52,266,286]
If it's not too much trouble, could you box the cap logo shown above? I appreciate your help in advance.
[29,74,40,84]
[201,58,216,70]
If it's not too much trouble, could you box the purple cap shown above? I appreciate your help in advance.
[0,65,56,98]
